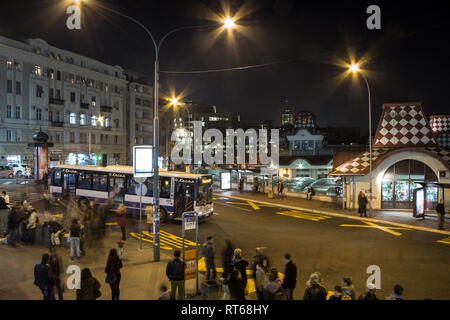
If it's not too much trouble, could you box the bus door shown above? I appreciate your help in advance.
[109,173,126,203]
[174,178,195,216]
[62,169,77,198]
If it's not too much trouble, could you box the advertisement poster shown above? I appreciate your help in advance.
[220,172,231,190]
[133,146,153,177]
[38,146,48,181]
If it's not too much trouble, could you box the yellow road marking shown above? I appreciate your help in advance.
[129,229,197,251]
[105,222,117,226]
[437,236,450,245]
[226,200,274,211]
[129,232,173,250]
[340,221,411,236]
[276,210,332,222]
[53,214,64,218]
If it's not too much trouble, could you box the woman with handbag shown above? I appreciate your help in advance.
[77,268,101,300]
[105,248,123,300]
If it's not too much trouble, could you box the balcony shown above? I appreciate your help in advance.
[51,121,65,127]
[100,105,113,113]
[49,98,65,105]
[80,103,90,109]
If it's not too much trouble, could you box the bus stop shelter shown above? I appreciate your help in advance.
[413,182,450,218]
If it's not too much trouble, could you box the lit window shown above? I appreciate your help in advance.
[105,118,110,128]
[34,65,42,76]
[80,114,86,125]
[6,61,12,70]
[91,116,97,126]
[70,112,76,124]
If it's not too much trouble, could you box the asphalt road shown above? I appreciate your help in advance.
[151,196,450,300]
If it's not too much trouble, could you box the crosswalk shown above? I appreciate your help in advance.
[129,229,198,251]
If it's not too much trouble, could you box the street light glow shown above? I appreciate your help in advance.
[223,17,235,30]
[349,64,359,73]
[170,97,179,106]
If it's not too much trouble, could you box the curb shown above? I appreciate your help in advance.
[214,193,450,236]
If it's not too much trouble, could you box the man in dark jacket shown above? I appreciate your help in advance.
[49,252,64,300]
[8,206,25,247]
[281,253,297,300]
[436,199,446,230]
[166,250,186,300]
[303,273,327,300]
[251,247,270,277]
[202,236,216,281]
[34,253,53,300]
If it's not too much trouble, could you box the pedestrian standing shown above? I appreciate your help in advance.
[277,181,284,199]
[2,191,10,207]
[77,268,101,300]
[436,199,446,230]
[358,283,379,300]
[49,252,64,300]
[254,263,265,300]
[239,177,244,193]
[25,208,38,245]
[33,253,53,300]
[263,272,284,300]
[303,272,327,300]
[202,236,216,281]
[228,269,245,300]
[342,276,356,300]
[43,171,49,191]
[358,191,368,217]
[251,247,270,276]
[8,205,24,247]
[329,286,343,301]
[69,218,81,260]
[117,203,127,240]
[386,284,404,300]
[232,248,249,290]
[221,239,234,299]
[166,250,186,300]
[281,253,297,300]
[105,248,123,300]
[307,186,314,200]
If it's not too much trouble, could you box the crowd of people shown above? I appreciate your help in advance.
[163,237,406,301]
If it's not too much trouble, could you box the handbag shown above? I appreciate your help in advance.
[105,272,116,284]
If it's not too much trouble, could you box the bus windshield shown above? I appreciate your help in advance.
[197,177,213,206]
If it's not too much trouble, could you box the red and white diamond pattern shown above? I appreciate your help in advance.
[429,115,450,134]
[373,104,436,148]
[332,148,390,174]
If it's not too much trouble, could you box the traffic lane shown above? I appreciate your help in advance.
[159,198,450,299]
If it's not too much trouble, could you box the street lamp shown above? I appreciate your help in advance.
[81,1,237,261]
[349,63,373,217]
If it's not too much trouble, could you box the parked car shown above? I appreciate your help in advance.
[10,163,29,177]
[301,177,342,196]
[0,165,14,178]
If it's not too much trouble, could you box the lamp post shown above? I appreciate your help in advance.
[81,0,235,261]
[349,64,373,216]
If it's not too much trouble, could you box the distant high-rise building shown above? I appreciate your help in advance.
[294,111,316,130]
[281,100,294,126]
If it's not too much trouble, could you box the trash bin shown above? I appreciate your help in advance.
[201,280,220,300]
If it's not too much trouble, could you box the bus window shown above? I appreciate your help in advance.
[52,169,62,187]
[197,181,213,206]
[93,174,108,192]
[78,171,92,189]
[160,177,171,198]
[63,173,76,193]
[126,177,137,195]
[144,178,154,197]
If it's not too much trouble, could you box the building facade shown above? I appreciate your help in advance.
[0,36,128,167]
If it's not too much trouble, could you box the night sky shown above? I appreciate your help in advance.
[1,0,449,132]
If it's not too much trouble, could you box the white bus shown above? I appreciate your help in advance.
[49,165,213,221]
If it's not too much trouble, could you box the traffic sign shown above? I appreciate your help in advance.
[184,216,196,230]
[135,182,147,197]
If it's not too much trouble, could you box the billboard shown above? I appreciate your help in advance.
[220,172,231,190]
[133,146,153,178]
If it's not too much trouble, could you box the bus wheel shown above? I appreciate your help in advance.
[159,207,168,223]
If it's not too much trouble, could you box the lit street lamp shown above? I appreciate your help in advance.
[349,63,373,217]
[77,0,236,261]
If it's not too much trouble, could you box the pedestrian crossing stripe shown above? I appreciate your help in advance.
[275,210,332,221]
[437,236,450,245]
[129,230,197,251]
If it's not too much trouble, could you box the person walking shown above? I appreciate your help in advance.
[202,236,216,281]
[69,218,81,260]
[166,250,186,300]
[117,203,127,240]
[239,177,244,193]
[33,253,53,300]
[254,263,266,300]
[77,268,101,300]
[8,205,25,247]
[436,199,446,230]
[277,180,284,199]
[25,207,38,245]
[303,272,327,300]
[104,248,123,300]
[232,248,249,291]
[49,252,64,300]
[358,191,368,217]
[221,239,234,299]
[281,253,297,300]
[1,191,10,207]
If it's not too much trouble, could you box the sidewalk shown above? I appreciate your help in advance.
[0,222,202,300]
[215,190,450,235]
